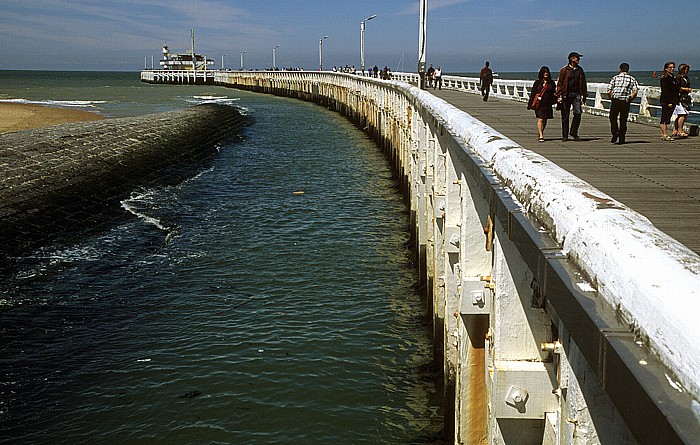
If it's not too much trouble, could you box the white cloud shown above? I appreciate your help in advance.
[522,19,582,30]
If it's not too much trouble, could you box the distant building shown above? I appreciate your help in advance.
[159,43,214,71]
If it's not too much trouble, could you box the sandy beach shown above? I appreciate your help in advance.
[0,102,103,133]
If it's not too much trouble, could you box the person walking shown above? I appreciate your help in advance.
[427,64,435,88]
[434,66,443,90]
[673,63,692,138]
[527,66,557,142]
[480,62,493,101]
[556,52,587,141]
[606,63,639,144]
[659,61,679,141]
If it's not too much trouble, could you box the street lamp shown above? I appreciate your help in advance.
[361,14,377,74]
[319,35,329,71]
[418,0,428,89]
[240,51,246,70]
[221,55,225,70]
[273,45,280,70]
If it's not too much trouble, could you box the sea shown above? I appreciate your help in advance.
[0,71,443,444]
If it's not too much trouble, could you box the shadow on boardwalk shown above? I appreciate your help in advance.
[432,89,700,253]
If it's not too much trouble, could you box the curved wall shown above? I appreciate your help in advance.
[214,71,700,445]
[0,104,249,260]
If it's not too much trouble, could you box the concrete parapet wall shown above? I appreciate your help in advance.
[0,104,248,260]
[213,71,700,445]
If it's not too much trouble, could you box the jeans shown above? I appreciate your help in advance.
[561,94,582,138]
[609,98,630,141]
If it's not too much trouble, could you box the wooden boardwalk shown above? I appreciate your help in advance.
[431,88,700,253]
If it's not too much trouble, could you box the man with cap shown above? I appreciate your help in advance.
[556,52,588,141]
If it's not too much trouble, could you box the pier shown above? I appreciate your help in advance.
[141,70,700,444]
[141,69,216,84]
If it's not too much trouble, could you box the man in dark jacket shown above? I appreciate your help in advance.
[480,61,494,101]
[556,52,587,141]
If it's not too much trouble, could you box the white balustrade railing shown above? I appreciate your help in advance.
[391,71,700,127]
[141,69,216,84]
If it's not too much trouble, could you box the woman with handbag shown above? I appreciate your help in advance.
[528,66,557,142]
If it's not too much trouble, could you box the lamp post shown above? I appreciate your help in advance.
[418,0,428,89]
[360,14,377,74]
[221,55,225,70]
[240,51,246,70]
[273,45,280,70]
[319,35,329,71]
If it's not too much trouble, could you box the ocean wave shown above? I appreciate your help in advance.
[121,189,170,232]
[121,187,183,246]
[182,95,241,106]
[0,98,108,108]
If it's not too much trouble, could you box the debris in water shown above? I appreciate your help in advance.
[292,191,304,195]
[178,390,202,399]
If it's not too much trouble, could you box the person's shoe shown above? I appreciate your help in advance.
[611,135,618,143]
[618,137,625,145]
[570,135,581,141]
[661,135,674,141]
[561,137,569,141]
[538,137,545,143]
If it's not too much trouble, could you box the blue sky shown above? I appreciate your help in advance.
[2,0,698,73]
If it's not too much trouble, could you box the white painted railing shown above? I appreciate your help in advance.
[392,71,700,127]
[141,69,216,84]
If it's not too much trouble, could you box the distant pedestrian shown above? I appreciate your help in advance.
[556,52,587,141]
[527,66,557,142]
[434,66,442,89]
[659,61,679,141]
[606,63,639,144]
[381,66,389,79]
[674,63,692,138]
[480,62,493,101]
[373,65,379,78]
[427,64,435,88]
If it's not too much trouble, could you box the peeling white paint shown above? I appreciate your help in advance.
[576,282,596,292]
[404,82,700,402]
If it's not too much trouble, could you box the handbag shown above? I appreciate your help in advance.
[529,82,547,110]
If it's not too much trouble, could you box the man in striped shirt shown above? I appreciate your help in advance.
[607,63,639,144]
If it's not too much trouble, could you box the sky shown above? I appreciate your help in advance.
[2,0,698,73]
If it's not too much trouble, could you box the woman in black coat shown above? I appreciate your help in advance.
[528,66,557,142]
[659,61,679,141]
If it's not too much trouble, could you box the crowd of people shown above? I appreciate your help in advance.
[275,53,692,145]
[521,52,693,143]
[332,65,393,79]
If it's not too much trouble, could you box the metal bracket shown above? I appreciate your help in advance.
[445,225,460,253]
[459,278,490,315]
[491,360,557,419]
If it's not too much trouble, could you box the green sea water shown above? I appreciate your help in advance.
[0,71,443,444]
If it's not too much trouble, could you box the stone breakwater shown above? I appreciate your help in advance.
[0,103,249,261]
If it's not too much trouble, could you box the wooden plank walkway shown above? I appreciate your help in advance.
[431,88,700,253]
